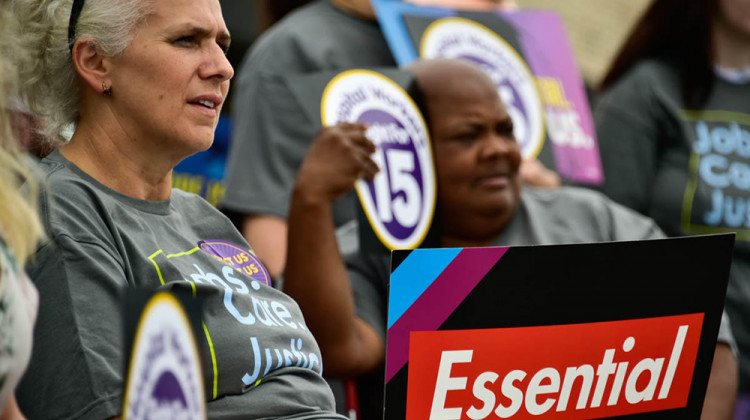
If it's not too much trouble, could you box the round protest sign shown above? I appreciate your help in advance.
[123,292,205,419]
[321,70,435,250]
[420,17,545,159]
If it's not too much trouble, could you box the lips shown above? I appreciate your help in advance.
[475,169,515,188]
[188,94,223,113]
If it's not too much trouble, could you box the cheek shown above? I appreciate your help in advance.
[509,143,522,169]
[434,147,473,182]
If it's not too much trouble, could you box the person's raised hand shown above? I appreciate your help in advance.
[295,122,380,204]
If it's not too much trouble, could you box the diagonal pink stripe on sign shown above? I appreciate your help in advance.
[385,246,508,382]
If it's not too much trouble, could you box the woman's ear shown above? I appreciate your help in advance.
[71,36,111,96]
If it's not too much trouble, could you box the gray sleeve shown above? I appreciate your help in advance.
[601,194,666,241]
[220,70,316,219]
[18,235,126,419]
[345,253,390,342]
[594,70,662,215]
[718,310,739,357]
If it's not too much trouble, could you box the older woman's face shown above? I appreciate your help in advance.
[428,70,522,225]
[108,0,233,156]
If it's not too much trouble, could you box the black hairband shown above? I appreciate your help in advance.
[67,0,85,52]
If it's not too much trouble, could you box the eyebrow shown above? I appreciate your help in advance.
[175,24,232,46]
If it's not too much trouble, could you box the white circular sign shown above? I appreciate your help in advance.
[420,17,546,159]
[123,292,205,419]
[322,70,436,250]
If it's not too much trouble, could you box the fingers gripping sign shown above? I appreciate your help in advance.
[297,123,380,202]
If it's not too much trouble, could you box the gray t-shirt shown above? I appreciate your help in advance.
[220,0,396,227]
[595,58,750,390]
[18,151,346,420]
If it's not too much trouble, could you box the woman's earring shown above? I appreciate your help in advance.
[102,81,112,97]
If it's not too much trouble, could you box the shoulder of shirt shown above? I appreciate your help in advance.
[522,185,611,209]
[596,58,681,121]
[603,59,679,98]
[249,1,354,51]
[521,185,637,221]
[37,155,100,208]
[169,187,216,210]
[33,155,115,243]
[240,1,375,72]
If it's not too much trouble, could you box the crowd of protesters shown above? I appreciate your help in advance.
[1,0,749,419]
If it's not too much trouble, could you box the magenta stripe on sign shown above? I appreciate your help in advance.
[385,246,508,382]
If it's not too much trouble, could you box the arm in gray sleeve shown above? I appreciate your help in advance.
[18,235,127,420]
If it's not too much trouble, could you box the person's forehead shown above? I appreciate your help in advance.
[428,76,500,111]
[148,0,227,28]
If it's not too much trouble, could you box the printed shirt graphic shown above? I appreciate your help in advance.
[682,110,750,239]
[147,240,322,401]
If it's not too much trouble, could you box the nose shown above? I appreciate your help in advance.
[200,44,234,83]
[479,133,516,161]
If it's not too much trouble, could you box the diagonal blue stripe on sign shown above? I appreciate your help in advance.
[387,248,461,328]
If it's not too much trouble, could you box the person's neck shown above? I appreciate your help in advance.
[713,21,750,69]
[439,218,507,248]
[61,118,176,201]
[440,233,496,248]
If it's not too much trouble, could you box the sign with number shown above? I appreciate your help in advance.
[321,70,436,250]
[373,0,604,184]
[123,292,205,420]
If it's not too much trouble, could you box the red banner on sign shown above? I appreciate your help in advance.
[406,313,703,419]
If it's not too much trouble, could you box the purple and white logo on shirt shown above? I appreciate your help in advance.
[322,70,436,250]
[420,17,545,159]
[123,292,205,419]
[198,240,271,287]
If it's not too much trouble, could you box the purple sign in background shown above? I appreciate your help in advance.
[501,11,602,184]
[373,1,603,184]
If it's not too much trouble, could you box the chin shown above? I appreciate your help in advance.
[481,197,520,218]
[182,129,216,151]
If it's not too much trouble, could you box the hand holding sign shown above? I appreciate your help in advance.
[296,123,380,205]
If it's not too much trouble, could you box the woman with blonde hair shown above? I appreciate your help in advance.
[10,0,347,418]
[0,1,43,419]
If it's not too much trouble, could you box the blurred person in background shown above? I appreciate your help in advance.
[10,0,349,417]
[595,0,749,418]
[0,1,43,418]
